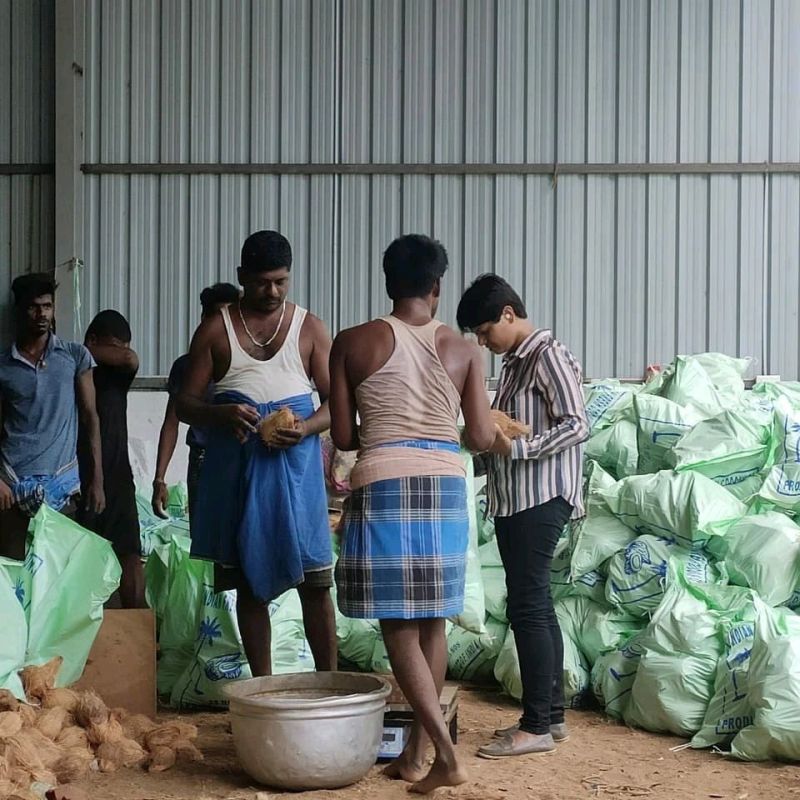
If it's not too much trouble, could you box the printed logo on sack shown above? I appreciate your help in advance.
[23,550,43,577]
[204,652,245,681]
[14,577,26,608]
[202,584,236,613]
[624,540,652,575]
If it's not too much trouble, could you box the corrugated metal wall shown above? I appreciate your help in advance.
[9,1,800,378]
[0,0,55,342]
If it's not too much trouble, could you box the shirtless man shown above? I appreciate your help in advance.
[177,230,336,676]
[330,234,496,792]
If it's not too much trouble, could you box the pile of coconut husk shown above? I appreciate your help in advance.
[0,657,202,798]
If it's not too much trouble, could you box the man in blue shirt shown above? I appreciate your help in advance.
[0,274,105,559]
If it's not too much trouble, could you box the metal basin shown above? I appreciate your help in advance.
[222,671,392,790]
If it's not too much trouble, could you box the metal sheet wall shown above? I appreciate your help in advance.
[73,0,800,377]
[0,0,55,342]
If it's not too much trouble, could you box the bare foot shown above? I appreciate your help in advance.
[408,756,468,794]
[383,755,428,783]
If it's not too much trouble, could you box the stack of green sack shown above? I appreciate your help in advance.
[0,506,120,697]
[144,501,316,709]
[489,354,800,762]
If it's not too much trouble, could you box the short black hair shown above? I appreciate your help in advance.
[240,230,292,273]
[11,273,57,308]
[200,282,240,315]
[86,309,132,342]
[383,234,448,300]
[456,274,527,331]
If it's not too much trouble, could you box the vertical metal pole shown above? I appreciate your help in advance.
[54,0,85,341]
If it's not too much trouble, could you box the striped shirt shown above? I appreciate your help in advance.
[488,329,589,519]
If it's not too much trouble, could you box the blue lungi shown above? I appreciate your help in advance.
[336,441,468,620]
[190,391,332,603]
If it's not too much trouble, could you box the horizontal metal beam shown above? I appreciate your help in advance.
[82,161,800,177]
[0,163,56,175]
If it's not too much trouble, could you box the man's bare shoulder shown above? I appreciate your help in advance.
[299,310,331,340]
[192,310,227,348]
[436,323,479,357]
[334,319,389,346]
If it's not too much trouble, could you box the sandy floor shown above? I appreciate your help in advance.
[74,685,799,800]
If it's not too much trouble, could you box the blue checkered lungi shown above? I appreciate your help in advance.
[336,442,468,619]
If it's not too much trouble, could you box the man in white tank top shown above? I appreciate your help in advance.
[177,231,336,679]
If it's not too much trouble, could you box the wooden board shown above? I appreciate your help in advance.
[74,609,157,717]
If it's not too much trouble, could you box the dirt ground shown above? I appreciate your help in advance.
[74,685,799,800]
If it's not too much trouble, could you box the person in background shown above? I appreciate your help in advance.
[77,310,143,608]
[457,274,589,759]
[151,282,240,519]
[177,231,337,677]
[0,274,104,559]
[330,235,496,793]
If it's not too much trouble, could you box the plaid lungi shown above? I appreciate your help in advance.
[335,475,468,619]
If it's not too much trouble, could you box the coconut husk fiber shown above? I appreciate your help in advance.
[85,718,124,747]
[10,728,64,770]
[73,690,108,729]
[144,721,198,751]
[36,707,71,740]
[258,407,297,446]
[15,705,37,728]
[55,726,90,752]
[147,746,175,773]
[0,711,23,740]
[490,409,531,438]
[53,749,93,783]
[96,738,147,770]
[0,690,20,713]
[42,689,80,714]
[19,657,63,701]
[120,714,157,745]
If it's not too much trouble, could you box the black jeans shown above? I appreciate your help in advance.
[495,496,573,735]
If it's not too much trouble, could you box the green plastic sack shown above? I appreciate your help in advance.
[569,464,635,578]
[0,507,121,698]
[551,534,607,604]
[337,616,383,671]
[642,353,749,417]
[579,603,645,664]
[591,632,645,719]
[586,420,639,480]
[599,469,747,549]
[751,379,800,408]
[708,512,800,606]
[494,626,590,709]
[635,395,702,474]
[730,600,800,761]
[624,570,754,736]
[605,535,724,617]
[553,598,592,707]
[692,616,756,749]
[670,408,771,501]
[449,452,486,634]
[167,482,189,518]
[447,615,507,683]
[756,397,800,512]
[169,578,253,709]
[584,381,641,432]
[480,538,507,624]
[144,519,191,628]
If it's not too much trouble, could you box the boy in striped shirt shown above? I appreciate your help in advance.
[457,274,589,759]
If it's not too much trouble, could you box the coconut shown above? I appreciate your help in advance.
[144,721,198,750]
[258,407,298,446]
[147,746,176,773]
[73,690,108,729]
[0,690,20,712]
[0,711,23,740]
[85,718,124,747]
[4,733,45,775]
[489,409,531,438]
[56,725,91,751]
[53,748,94,783]
[42,688,80,713]
[15,705,37,728]
[96,737,147,769]
[9,728,63,769]
[19,657,63,701]
[120,714,157,745]
[36,706,71,740]
[173,739,203,762]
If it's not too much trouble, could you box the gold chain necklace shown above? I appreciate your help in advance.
[238,301,286,349]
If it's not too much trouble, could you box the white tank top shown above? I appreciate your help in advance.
[214,304,315,404]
